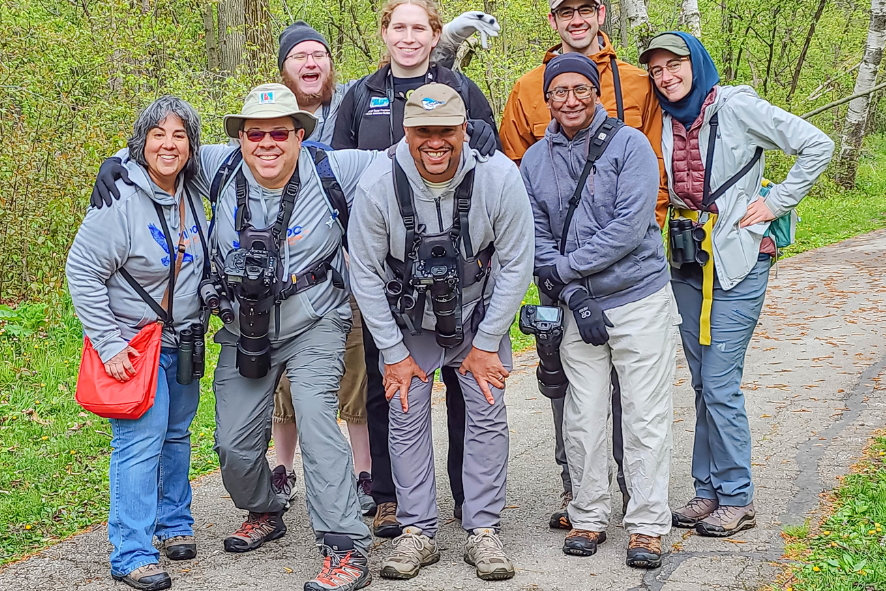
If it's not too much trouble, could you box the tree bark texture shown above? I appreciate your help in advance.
[680,0,701,38]
[218,0,245,74]
[601,0,612,37]
[618,0,628,47]
[835,0,886,188]
[245,0,273,72]
[203,2,219,71]
[621,0,653,53]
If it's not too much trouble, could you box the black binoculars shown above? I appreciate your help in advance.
[176,323,206,385]
[669,218,709,267]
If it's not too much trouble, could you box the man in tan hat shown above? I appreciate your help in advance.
[348,83,534,582]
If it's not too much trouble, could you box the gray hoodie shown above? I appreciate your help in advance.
[349,140,534,365]
[66,158,208,363]
[520,104,669,310]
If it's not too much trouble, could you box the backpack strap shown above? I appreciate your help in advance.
[450,168,476,258]
[609,57,625,122]
[560,118,625,255]
[307,146,349,239]
[701,113,764,208]
[349,79,371,146]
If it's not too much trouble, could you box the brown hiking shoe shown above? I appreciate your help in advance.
[626,534,662,569]
[672,496,719,528]
[562,528,606,556]
[112,563,171,591]
[549,490,573,530]
[223,511,286,552]
[696,502,756,537]
[163,534,196,560]
[373,501,402,538]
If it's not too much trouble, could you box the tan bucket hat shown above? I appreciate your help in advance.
[223,83,318,139]
[403,83,467,128]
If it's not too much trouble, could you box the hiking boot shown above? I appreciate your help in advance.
[373,501,402,538]
[672,496,719,528]
[548,490,573,530]
[112,563,171,591]
[380,526,440,579]
[304,533,371,591]
[454,503,463,521]
[464,528,515,581]
[562,529,607,556]
[223,511,286,552]
[356,472,377,517]
[696,503,756,537]
[626,533,662,569]
[163,535,196,560]
[271,464,298,504]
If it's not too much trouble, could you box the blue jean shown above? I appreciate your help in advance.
[108,349,201,576]
[670,256,770,506]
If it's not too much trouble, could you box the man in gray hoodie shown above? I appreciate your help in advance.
[348,83,533,582]
[520,54,678,569]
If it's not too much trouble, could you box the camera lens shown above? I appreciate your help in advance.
[431,245,446,258]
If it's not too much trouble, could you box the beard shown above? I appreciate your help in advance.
[282,68,337,108]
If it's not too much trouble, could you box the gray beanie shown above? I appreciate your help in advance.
[278,21,331,71]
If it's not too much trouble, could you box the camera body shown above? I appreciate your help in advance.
[519,304,568,399]
[223,245,276,294]
[412,239,463,348]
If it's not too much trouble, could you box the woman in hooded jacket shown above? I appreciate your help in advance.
[639,32,834,538]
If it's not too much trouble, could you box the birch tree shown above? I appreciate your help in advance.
[834,0,886,188]
[621,0,653,53]
[680,0,702,38]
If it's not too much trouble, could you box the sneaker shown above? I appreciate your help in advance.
[356,472,377,517]
[163,534,196,560]
[549,490,572,529]
[112,563,171,591]
[380,526,440,579]
[563,529,607,556]
[304,533,371,591]
[223,511,286,552]
[626,533,662,569]
[696,503,756,537]
[454,503,463,520]
[373,501,402,538]
[464,528,515,581]
[272,464,298,503]
[672,496,718,528]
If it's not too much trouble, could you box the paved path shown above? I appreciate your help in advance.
[4,231,886,591]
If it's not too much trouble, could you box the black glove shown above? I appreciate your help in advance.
[90,157,132,208]
[536,265,566,302]
[466,119,497,157]
[568,291,613,346]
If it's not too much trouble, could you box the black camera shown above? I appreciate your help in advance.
[413,242,462,348]
[199,275,235,324]
[519,305,568,399]
[224,244,276,293]
[224,240,276,379]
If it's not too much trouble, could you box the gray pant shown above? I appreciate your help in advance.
[387,328,512,537]
[213,315,372,551]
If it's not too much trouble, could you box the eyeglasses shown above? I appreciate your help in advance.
[546,85,596,103]
[649,57,689,79]
[243,129,297,142]
[553,4,599,20]
[286,51,330,64]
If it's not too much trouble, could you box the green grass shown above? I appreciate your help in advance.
[775,434,886,591]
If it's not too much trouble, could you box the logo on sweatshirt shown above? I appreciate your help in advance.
[366,97,391,117]
[149,224,195,267]
[421,97,445,111]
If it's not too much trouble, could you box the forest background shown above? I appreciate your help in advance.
[2,0,886,576]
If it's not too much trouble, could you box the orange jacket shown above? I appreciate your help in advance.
[500,33,669,228]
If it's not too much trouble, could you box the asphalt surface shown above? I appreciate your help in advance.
[3,230,886,591]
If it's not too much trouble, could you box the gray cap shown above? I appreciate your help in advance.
[639,33,690,64]
[223,83,318,139]
[549,0,599,12]
[278,21,331,71]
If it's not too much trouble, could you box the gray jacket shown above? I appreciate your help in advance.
[199,144,383,343]
[66,158,208,362]
[521,105,669,310]
[349,140,535,364]
[306,80,358,146]
[662,85,834,289]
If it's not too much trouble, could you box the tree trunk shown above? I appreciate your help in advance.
[245,0,273,73]
[680,0,701,38]
[218,0,245,75]
[835,0,886,188]
[618,0,628,47]
[786,0,828,105]
[721,1,734,81]
[601,0,612,37]
[204,3,219,71]
[621,0,653,53]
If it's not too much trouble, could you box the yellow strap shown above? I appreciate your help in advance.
[675,209,717,346]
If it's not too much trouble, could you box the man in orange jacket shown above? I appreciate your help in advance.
[501,0,669,532]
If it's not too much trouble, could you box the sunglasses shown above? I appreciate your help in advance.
[243,128,297,142]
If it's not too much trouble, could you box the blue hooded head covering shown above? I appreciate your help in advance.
[650,32,720,130]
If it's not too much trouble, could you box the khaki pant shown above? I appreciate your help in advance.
[274,296,367,424]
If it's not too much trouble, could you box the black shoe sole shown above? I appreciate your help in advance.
[696,517,756,537]
[626,555,662,569]
[111,573,172,591]
[672,513,701,528]
[223,524,286,553]
[563,545,597,557]
[165,544,197,561]
[373,523,402,538]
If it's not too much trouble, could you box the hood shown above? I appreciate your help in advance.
[394,138,478,202]
[119,155,179,206]
[654,31,720,129]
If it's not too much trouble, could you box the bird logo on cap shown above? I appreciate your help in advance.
[421,97,446,111]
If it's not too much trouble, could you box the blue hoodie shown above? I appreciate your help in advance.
[652,32,720,130]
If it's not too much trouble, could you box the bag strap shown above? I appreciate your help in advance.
[559,118,624,255]
[184,186,209,279]
[349,79,371,146]
[701,113,764,209]
[450,168,476,259]
[308,146,349,237]
[609,57,624,122]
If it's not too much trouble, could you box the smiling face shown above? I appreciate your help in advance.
[239,116,305,189]
[144,113,190,193]
[281,40,335,111]
[404,123,466,182]
[382,3,440,73]
[548,0,605,55]
[647,49,693,102]
[547,72,598,139]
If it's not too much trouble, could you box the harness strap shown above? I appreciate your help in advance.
[278,250,344,300]
[701,113,764,209]
[451,168,476,259]
[610,57,624,122]
[675,208,717,345]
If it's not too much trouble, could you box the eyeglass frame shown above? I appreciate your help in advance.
[545,84,597,103]
[648,57,690,80]
[285,50,331,64]
[552,4,600,21]
[241,128,300,143]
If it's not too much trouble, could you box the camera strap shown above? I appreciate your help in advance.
[701,113,763,209]
[392,159,423,335]
[559,117,624,255]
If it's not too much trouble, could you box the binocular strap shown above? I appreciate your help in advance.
[676,209,718,346]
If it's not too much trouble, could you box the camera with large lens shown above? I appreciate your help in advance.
[199,275,235,324]
[413,242,462,348]
[223,240,276,379]
[519,305,567,399]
